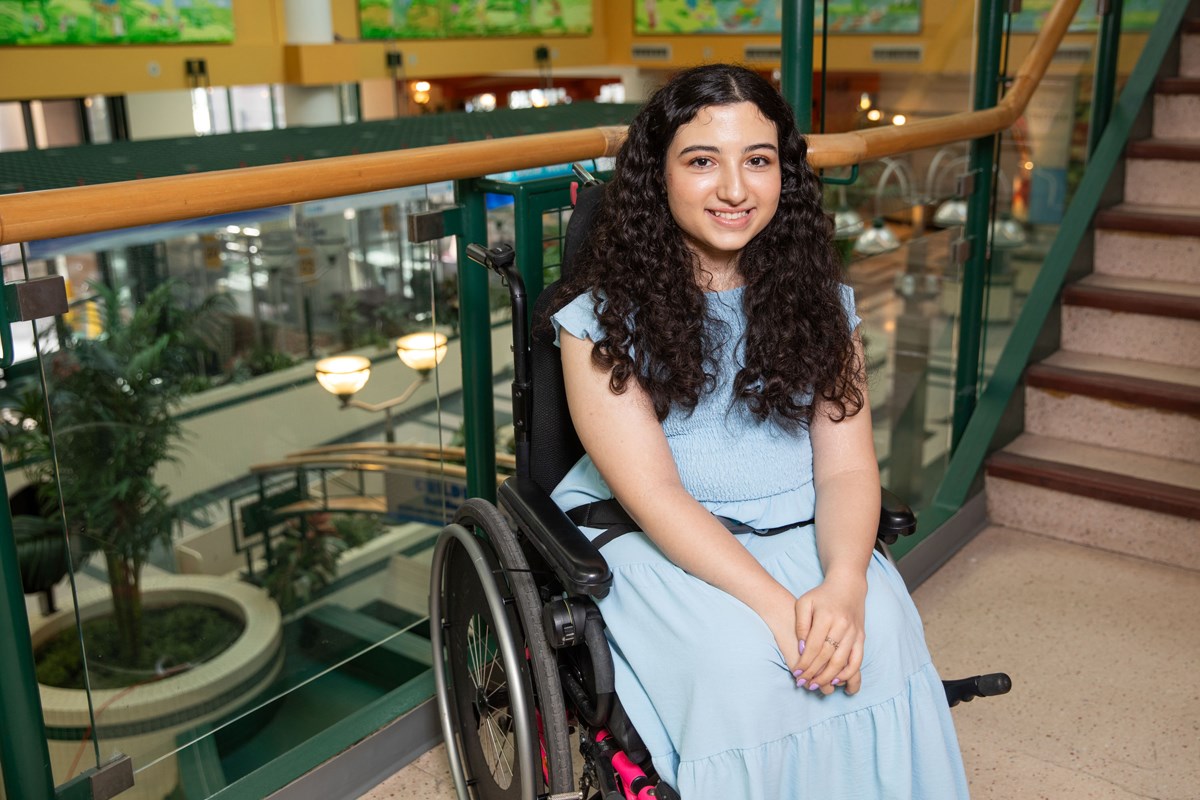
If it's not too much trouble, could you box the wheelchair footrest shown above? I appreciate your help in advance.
[943,673,1012,707]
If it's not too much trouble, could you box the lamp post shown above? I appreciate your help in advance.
[314,331,448,443]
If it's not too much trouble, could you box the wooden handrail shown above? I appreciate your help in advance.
[0,0,1079,246]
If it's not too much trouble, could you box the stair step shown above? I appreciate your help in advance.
[1095,204,1200,237]
[985,435,1200,570]
[1126,140,1200,209]
[1094,205,1200,284]
[989,445,1200,520]
[1184,29,1200,77]
[1154,93,1200,141]
[1027,361,1200,416]
[1062,276,1200,320]
[1061,275,1200,368]
[1024,352,1200,463]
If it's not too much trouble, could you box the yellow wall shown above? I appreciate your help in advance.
[0,1,1149,101]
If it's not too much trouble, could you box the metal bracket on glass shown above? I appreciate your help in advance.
[1008,0,1022,14]
[407,205,464,243]
[951,236,973,266]
[56,754,134,800]
[820,164,859,186]
[0,275,69,369]
[955,170,977,199]
[1097,0,1111,16]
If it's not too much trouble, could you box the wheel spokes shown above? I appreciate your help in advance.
[465,613,518,789]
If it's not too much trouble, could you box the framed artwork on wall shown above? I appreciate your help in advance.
[0,0,235,46]
[1010,0,1159,33]
[360,0,593,40]
[633,1,921,36]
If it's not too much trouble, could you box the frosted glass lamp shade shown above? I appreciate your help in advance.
[315,355,371,397]
[833,207,865,240]
[853,218,901,256]
[933,199,967,227]
[396,332,448,373]
[991,216,1027,249]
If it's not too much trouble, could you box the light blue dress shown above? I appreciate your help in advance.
[550,286,969,800]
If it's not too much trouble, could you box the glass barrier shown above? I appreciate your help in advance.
[0,182,498,799]
[823,143,972,514]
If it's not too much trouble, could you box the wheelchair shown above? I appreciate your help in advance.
[429,175,1011,800]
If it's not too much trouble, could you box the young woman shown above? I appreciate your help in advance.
[546,64,968,798]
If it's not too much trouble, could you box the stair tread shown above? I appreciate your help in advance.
[987,442,1200,521]
[1157,76,1200,94]
[1027,359,1200,415]
[1126,138,1200,161]
[1076,273,1200,298]
[1095,203,1200,236]
[1042,350,1200,389]
[1063,274,1200,320]
[1003,433,1200,493]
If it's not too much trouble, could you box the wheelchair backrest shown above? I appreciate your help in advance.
[527,180,605,495]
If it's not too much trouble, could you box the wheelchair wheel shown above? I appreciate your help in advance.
[431,525,537,799]
[455,499,574,795]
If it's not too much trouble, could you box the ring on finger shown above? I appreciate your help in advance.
[825,637,840,649]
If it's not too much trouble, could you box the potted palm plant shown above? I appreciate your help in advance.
[7,281,217,667]
[3,281,285,799]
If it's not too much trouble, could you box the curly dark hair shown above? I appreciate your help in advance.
[553,63,863,425]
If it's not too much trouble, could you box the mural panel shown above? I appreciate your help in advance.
[360,0,593,40]
[0,0,235,45]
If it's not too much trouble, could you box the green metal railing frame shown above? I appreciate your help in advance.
[452,174,580,503]
[948,0,1006,449]
[1090,0,1127,157]
[893,0,1192,555]
[0,468,57,799]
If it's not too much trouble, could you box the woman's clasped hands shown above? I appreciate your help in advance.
[791,573,867,696]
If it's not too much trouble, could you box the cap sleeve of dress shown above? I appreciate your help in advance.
[550,292,605,348]
[839,283,862,332]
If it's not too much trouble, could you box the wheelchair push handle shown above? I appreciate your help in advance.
[466,242,532,478]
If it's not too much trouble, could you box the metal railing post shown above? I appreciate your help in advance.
[781,0,815,132]
[950,0,1007,448]
[454,181,497,502]
[1089,0,1126,156]
[0,466,57,799]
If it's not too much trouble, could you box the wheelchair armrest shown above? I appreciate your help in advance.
[877,488,917,545]
[498,477,614,599]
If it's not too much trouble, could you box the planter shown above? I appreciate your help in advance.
[30,576,283,800]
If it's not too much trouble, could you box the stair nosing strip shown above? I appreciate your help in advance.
[1156,77,1200,94]
[1126,139,1200,162]
[987,451,1200,520]
[1094,208,1200,237]
[1026,363,1200,415]
[1061,283,1200,321]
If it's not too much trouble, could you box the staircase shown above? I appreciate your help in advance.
[985,18,1200,571]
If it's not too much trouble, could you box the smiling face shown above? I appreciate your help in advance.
[664,101,782,284]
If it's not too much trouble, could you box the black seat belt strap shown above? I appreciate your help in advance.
[566,499,814,549]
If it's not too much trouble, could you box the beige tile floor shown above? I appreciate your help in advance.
[360,527,1200,799]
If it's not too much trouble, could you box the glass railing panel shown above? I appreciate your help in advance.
[825,143,974,514]
[0,185,471,799]
[145,616,432,798]
[975,15,1102,389]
